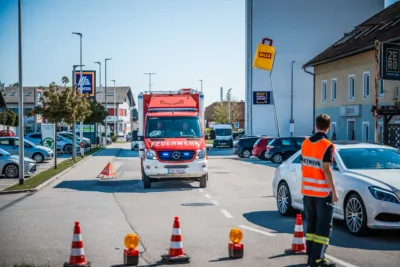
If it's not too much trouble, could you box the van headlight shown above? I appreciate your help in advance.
[145,150,156,160]
[369,186,400,204]
[196,148,206,159]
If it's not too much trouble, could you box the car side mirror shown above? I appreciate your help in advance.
[206,147,211,151]
[332,161,339,171]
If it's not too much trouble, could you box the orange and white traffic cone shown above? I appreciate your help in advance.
[64,222,91,267]
[285,214,307,255]
[161,217,190,263]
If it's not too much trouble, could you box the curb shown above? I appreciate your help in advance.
[0,147,109,195]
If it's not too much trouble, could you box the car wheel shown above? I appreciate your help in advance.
[242,149,251,158]
[4,163,19,178]
[345,193,369,236]
[277,181,295,216]
[258,151,266,160]
[142,172,151,188]
[32,153,45,163]
[271,153,284,164]
[200,174,207,188]
[238,154,244,158]
[63,144,73,154]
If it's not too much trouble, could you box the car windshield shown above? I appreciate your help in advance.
[60,134,73,140]
[24,139,36,147]
[338,148,400,169]
[0,148,11,156]
[215,129,232,136]
[146,116,202,138]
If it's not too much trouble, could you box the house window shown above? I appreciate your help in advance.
[348,75,355,100]
[363,72,370,98]
[362,121,369,142]
[321,80,327,103]
[331,79,337,101]
[378,80,384,96]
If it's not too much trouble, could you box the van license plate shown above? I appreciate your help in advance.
[168,169,186,174]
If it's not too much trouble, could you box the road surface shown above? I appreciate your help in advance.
[0,143,399,266]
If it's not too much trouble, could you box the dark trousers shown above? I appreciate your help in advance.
[303,194,334,262]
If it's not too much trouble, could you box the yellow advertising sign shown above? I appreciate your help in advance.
[252,38,275,71]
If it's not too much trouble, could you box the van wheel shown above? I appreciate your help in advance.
[142,172,151,188]
[200,174,207,188]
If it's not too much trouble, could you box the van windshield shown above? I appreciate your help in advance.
[215,129,232,136]
[146,116,202,138]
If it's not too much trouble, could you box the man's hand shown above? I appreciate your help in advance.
[332,190,339,203]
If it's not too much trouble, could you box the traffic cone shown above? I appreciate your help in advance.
[285,214,306,255]
[64,222,91,267]
[161,217,191,263]
[98,162,116,180]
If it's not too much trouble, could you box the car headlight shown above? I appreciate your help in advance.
[145,150,156,160]
[196,148,206,159]
[368,186,400,204]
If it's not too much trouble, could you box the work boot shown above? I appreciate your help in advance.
[311,258,336,267]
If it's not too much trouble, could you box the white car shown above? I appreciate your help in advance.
[0,148,37,178]
[272,141,400,236]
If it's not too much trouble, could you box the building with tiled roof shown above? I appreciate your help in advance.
[303,1,400,146]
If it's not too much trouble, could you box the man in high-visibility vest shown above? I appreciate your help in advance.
[301,114,338,267]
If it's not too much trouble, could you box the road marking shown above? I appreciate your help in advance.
[204,194,211,198]
[211,200,220,205]
[198,189,204,192]
[325,254,359,267]
[220,209,233,218]
[239,225,276,236]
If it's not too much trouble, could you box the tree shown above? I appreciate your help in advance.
[212,98,242,126]
[8,82,19,87]
[61,76,69,86]
[131,108,138,122]
[0,110,17,127]
[84,99,107,125]
[32,80,92,168]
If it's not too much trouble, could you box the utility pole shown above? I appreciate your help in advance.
[94,61,102,145]
[228,88,232,125]
[105,58,112,142]
[198,79,203,92]
[17,0,24,185]
[374,40,381,144]
[144,73,156,92]
[72,64,85,162]
[290,60,295,136]
[111,79,116,136]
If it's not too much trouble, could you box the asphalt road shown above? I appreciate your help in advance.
[0,144,399,267]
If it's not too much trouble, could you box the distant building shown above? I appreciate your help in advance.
[303,2,400,144]
[205,101,245,129]
[2,86,135,135]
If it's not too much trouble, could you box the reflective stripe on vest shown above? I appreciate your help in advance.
[301,137,334,197]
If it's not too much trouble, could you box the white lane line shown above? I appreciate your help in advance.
[198,189,204,192]
[239,225,276,237]
[325,254,359,267]
[220,209,233,218]
[204,194,211,198]
[211,200,220,205]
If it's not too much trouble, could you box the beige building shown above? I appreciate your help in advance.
[303,2,400,146]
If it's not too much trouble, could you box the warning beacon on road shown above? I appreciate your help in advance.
[228,228,244,258]
[123,233,140,266]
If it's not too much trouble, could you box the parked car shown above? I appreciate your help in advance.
[252,137,274,160]
[0,148,37,178]
[232,136,260,158]
[131,141,139,151]
[272,141,400,235]
[126,132,132,142]
[265,137,306,164]
[25,133,76,153]
[0,130,16,137]
[0,137,53,163]
[58,131,91,148]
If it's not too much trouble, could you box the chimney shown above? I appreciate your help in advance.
[220,87,223,101]
[385,0,399,7]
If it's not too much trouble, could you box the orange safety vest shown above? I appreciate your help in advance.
[301,137,334,198]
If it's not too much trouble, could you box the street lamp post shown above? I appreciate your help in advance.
[198,79,203,92]
[290,61,296,137]
[72,32,84,157]
[227,88,232,125]
[94,61,102,145]
[72,64,85,163]
[111,79,116,137]
[104,58,112,143]
[144,73,156,92]
[17,0,24,185]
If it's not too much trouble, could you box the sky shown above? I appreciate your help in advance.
[0,0,245,106]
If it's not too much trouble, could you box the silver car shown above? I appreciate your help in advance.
[0,137,53,163]
[0,148,37,178]
[272,141,400,236]
[58,131,91,147]
[25,133,75,153]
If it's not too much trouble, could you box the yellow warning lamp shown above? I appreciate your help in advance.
[252,37,276,71]
[229,228,243,244]
[124,233,139,250]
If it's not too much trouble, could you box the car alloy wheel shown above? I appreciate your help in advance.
[277,181,294,216]
[243,150,251,158]
[272,153,283,164]
[33,153,44,163]
[5,164,18,178]
[345,194,367,235]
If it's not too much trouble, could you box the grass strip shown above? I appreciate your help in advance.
[5,147,103,191]
[206,140,213,144]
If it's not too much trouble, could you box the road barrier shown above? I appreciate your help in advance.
[285,214,306,255]
[228,228,244,258]
[97,161,116,180]
[161,216,191,264]
[64,222,91,267]
[123,233,139,266]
